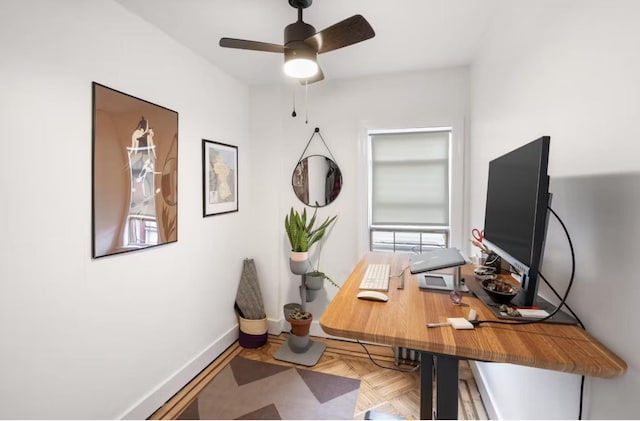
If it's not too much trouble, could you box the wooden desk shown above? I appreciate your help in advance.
[319,252,626,419]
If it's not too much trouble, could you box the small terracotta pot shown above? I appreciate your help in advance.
[289,314,313,336]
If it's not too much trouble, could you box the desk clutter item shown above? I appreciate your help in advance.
[480,278,519,304]
[473,265,497,281]
[466,276,578,325]
[447,317,475,330]
[359,263,390,291]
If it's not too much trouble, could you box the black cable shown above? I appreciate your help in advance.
[498,268,584,327]
[472,206,576,327]
[539,272,585,329]
[579,375,586,419]
[356,340,421,373]
[472,206,586,419]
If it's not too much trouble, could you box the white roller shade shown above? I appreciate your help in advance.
[370,130,450,226]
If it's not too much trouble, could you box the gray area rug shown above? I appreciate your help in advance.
[178,356,361,420]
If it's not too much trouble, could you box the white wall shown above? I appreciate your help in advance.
[5,1,635,419]
[248,68,470,335]
[0,0,250,419]
[470,0,640,418]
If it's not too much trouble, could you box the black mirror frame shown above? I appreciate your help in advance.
[292,154,343,207]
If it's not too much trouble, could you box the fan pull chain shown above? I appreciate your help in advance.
[291,88,297,118]
[305,80,309,124]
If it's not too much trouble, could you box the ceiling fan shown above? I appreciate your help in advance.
[219,0,375,83]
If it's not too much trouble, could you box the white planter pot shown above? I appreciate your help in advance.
[290,251,309,262]
[289,252,311,275]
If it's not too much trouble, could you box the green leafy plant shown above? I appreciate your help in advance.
[320,273,341,289]
[285,206,341,288]
[284,207,337,252]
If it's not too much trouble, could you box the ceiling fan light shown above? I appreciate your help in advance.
[284,58,318,78]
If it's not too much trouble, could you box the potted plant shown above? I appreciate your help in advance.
[304,272,339,291]
[304,240,341,291]
[284,206,337,274]
[288,310,313,336]
[307,211,340,291]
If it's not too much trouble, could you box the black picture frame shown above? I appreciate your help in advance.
[92,82,179,258]
[202,139,239,217]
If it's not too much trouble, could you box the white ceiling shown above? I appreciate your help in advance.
[114,0,499,86]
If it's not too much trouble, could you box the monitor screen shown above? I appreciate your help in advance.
[482,136,550,306]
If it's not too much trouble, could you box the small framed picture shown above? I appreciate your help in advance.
[202,139,238,217]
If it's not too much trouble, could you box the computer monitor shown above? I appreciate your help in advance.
[482,136,551,307]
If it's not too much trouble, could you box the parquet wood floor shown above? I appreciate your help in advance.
[150,334,487,420]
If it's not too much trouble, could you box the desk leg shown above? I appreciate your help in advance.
[436,355,459,420]
[420,352,433,420]
[419,353,460,420]
[419,352,434,420]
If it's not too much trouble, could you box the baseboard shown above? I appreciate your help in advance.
[118,325,239,420]
[117,316,341,419]
[268,317,284,335]
[469,361,499,420]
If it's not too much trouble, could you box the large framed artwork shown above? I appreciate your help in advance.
[202,139,238,217]
[92,82,178,258]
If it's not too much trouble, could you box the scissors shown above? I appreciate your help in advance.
[472,228,484,242]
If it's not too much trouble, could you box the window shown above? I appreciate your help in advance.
[368,128,452,253]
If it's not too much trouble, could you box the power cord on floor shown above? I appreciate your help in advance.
[356,340,421,373]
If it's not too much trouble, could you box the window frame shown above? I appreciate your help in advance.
[364,126,462,254]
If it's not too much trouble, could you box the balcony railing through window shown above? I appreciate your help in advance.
[369,226,449,254]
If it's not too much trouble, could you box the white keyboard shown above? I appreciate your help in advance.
[359,263,390,291]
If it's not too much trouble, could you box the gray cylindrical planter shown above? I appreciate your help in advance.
[283,303,301,321]
[288,332,311,353]
[289,258,311,275]
[304,272,325,290]
[300,285,318,302]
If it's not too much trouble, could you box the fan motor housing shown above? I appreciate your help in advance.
[289,0,312,9]
[284,21,316,45]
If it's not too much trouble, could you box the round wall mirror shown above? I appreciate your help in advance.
[292,155,342,207]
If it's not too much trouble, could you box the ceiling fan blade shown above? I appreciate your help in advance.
[219,37,285,53]
[304,15,375,54]
[299,65,324,85]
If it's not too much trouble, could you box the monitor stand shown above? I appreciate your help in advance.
[417,265,469,292]
[466,276,578,325]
